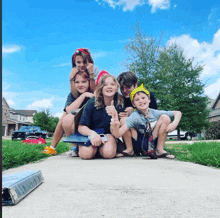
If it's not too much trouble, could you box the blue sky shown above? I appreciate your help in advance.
[3,0,220,118]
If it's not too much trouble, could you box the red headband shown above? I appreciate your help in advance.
[96,70,109,85]
[72,48,90,63]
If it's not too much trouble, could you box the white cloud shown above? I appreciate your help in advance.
[2,45,21,54]
[26,97,54,110]
[167,28,220,79]
[7,99,16,107]
[148,0,170,13]
[96,0,170,12]
[96,0,145,11]
[204,78,220,100]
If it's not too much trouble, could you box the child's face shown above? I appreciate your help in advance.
[74,74,89,94]
[120,83,137,98]
[102,77,118,98]
[132,92,150,111]
[75,55,87,71]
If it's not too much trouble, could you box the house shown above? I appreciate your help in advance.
[2,97,37,136]
[208,92,220,122]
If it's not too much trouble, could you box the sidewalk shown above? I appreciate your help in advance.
[2,153,220,218]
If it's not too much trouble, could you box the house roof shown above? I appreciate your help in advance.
[212,92,220,109]
[209,108,220,118]
[207,98,215,108]
[2,97,10,109]
[11,109,37,116]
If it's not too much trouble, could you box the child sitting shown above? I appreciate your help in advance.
[110,84,182,159]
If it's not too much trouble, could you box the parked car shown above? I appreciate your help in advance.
[22,136,46,144]
[167,130,195,140]
[12,126,47,140]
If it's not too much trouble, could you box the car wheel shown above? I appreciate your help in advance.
[12,137,14,141]
[185,133,192,140]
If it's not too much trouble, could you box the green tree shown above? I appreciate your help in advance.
[155,45,210,132]
[124,23,162,91]
[33,109,59,132]
[124,25,210,133]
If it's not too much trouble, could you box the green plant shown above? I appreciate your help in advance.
[2,139,71,170]
[205,120,220,139]
[165,142,220,168]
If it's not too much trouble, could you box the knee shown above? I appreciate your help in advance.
[102,150,116,159]
[62,114,75,128]
[78,147,95,160]
[160,115,171,124]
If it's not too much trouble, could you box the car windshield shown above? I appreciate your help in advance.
[19,126,31,131]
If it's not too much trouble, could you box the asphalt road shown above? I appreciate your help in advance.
[2,151,220,218]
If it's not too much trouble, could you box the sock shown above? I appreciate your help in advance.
[50,146,56,150]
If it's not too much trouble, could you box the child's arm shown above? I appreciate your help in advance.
[165,111,182,133]
[110,117,130,138]
[65,93,94,114]
[86,63,96,94]
[78,125,104,146]
[105,100,131,138]
[69,68,79,98]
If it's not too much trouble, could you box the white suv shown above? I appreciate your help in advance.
[167,130,193,140]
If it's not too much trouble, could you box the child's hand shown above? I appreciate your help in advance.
[110,118,120,128]
[165,122,178,133]
[69,68,78,81]
[106,100,118,119]
[86,63,95,78]
[90,132,105,147]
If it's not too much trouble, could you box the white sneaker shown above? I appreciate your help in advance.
[67,150,78,157]
[67,146,78,157]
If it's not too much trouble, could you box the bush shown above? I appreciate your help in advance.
[205,120,220,139]
[48,132,54,137]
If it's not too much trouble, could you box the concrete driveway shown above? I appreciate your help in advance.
[2,152,220,218]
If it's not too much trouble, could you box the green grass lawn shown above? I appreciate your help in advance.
[165,141,220,168]
[2,138,72,171]
[2,139,220,170]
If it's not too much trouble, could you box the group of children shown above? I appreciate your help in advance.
[43,48,182,160]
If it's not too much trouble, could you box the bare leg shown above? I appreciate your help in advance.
[99,134,117,159]
[119,117,133,154]
[78,145,97,160]
[51,113,76,149]
[50,113,66,149]
[62,114,76,136]
[152,115,175,158]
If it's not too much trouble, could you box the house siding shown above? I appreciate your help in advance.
[2,97,37,136]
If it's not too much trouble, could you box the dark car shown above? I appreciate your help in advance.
[12,126,47,140]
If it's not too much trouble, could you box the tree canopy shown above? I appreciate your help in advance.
[124,25,210,132]
[33,109,59,132]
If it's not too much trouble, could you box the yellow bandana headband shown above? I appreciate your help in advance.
[130,84,150,102]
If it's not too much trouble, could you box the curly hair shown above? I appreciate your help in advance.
[95,74,124,110]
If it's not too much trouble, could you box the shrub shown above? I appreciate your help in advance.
[205,120,220,139]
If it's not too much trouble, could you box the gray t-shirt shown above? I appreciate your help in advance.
[126,108,174,135]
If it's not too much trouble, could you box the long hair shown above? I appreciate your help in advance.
[95,74,124,110]
[72,48,94,68]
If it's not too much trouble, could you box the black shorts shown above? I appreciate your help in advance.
[132,131,158,155]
